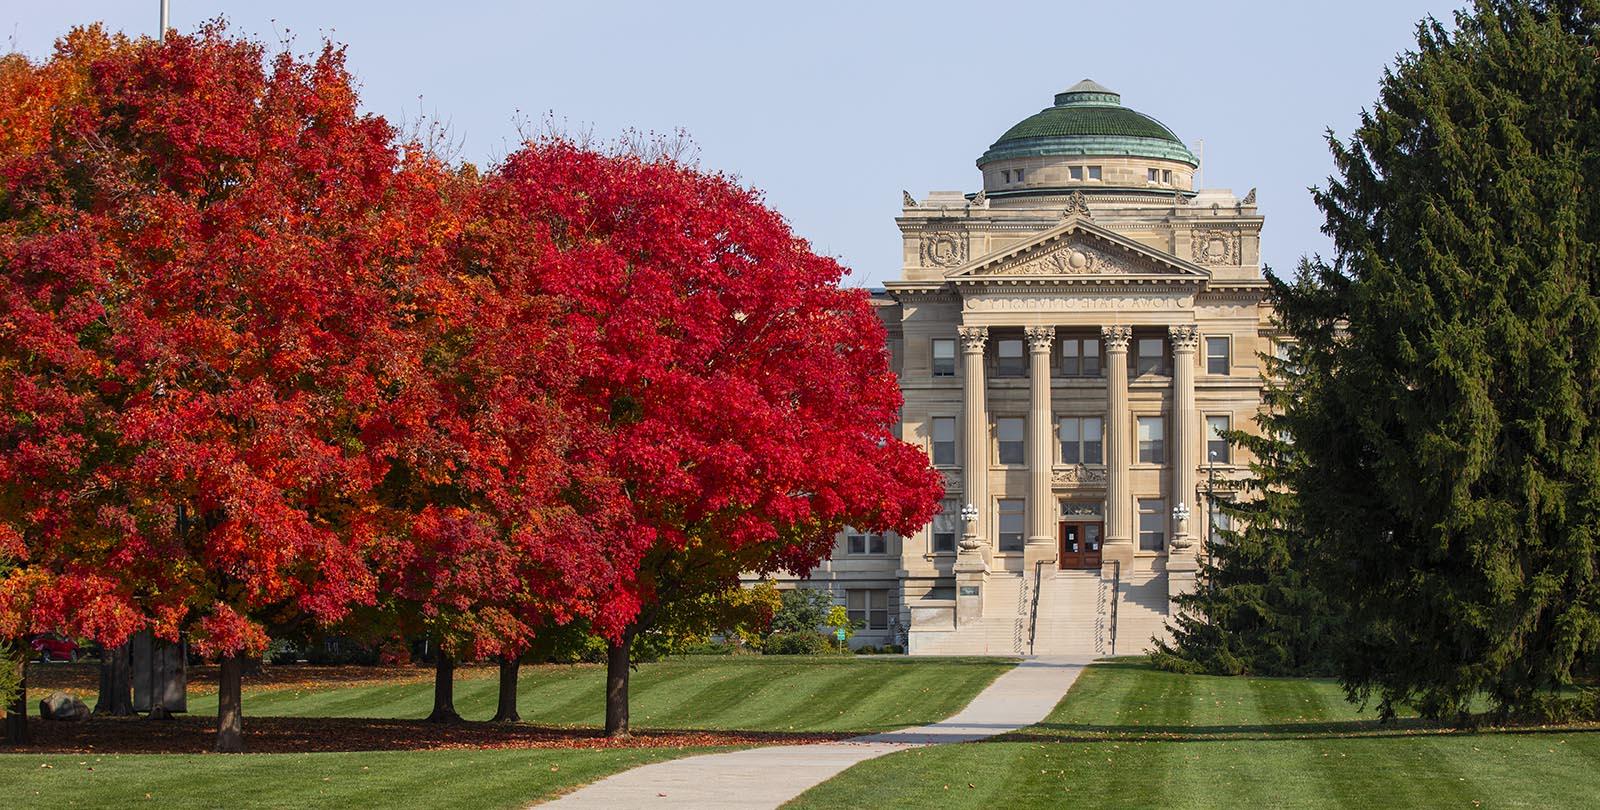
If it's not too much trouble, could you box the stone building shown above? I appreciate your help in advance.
[781,80,1271,656]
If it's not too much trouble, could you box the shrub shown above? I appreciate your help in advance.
[770,588,835,635]
[765,631,835,656]
[879,643,903,655]
[854,644,878,655]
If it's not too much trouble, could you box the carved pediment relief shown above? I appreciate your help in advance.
[970,239,1146,277]
[950,219,1209,281]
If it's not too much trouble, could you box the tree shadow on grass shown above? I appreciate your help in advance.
[998,718,1600,744]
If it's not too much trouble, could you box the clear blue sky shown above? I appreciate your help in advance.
[8,1,1463,287]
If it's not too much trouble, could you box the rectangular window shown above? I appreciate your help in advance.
[1015,168,1025,182]
[1058,416,1103,465]
[998,499,1025,551]
[1137,416,1166,464]
[1087,165,1102,180]
[1147,168,1160,182]
[1002,169,1012,183]
[1069,166,1084,181]
[1136,337,1165,375]
[845,528,886,555]
[1209,503,1233,544]
[1162,169,1173,183]
[931,501,958,553]
[995,338,1026,376]
[1138,499,1166,551]
[932,338,956,377]
[847,589,889,630]
[997,417,1025,465]
[1060,337,1101,377]
[1205,336,1230,375]
[932,417,956,466]
[1207,414,1231,465]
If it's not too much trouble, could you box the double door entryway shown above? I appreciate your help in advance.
[1058,520,1103,569]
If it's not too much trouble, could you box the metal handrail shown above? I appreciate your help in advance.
[1109,559,1121,656]
[1027,559,1048,655]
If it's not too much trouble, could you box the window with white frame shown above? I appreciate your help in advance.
[1137,416,1166,464]
[930,501,958,553]
[1070,166,1084,181]
[1148,168,1160,183]
[997,499,1025,551]
[1207,415,1231,465]
[932,338,956,377]
[1205,336,1230,375]
[1059,416,1104,465]
[997,417,1025,465]
[845,527,887,555]
[1138,499,1166,551]
[1087,165,1102,180]
[1060,336,1101,377]
[847,589,889,631]
[931,417,956,467]
[1162,169,1173,183]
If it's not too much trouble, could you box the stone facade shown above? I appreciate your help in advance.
[760,81,1270,656]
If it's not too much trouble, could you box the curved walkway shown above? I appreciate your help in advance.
[540,656,1087,809]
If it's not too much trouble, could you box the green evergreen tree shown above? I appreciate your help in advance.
[1155,325,1342,677]
[1280,0,1597,722]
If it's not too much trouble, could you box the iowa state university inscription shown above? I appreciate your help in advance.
[964,295,1192,312]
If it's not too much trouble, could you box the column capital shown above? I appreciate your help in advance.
[1024,325,1055,353]
[1101,324,1133,352]
[1168,324,1201,352]
[957,325,989,353]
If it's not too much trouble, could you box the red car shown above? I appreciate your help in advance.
[29,635,79,663]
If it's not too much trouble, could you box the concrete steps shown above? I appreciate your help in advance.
[906,568,1175,657]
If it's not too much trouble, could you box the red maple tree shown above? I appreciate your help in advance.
[480,140,945,735]
[0,25,441,750]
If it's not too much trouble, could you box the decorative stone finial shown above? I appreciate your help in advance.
[1242,187,1257,205]
[1061,191,1093,219]
[903,190,918,207]
[970,190,987,208]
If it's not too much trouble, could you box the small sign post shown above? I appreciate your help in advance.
[835,627,846,653]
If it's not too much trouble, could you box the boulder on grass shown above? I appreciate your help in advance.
[40,691,89,722]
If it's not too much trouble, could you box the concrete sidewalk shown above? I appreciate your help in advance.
[538,657,1087,809]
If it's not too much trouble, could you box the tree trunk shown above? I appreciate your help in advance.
[3,651,26,745]
[215,654,244,753]
[426,651,461,723]
[604,631,632,738]
[490,656,520,723]
[94,642,134,716]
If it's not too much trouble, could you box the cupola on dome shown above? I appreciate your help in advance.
[978,80,1198,168]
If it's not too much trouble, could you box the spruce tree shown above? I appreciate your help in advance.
[1284,0,1598,721]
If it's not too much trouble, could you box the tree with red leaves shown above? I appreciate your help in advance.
[0,25,442,751]
[480,140,945,736]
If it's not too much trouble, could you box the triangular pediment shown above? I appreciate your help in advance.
[949,218,1209,280]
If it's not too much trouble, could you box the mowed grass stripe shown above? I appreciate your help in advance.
[178,657,1012,732]
[4,748,713,810]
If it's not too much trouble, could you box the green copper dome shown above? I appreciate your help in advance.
[978,80,1198,167]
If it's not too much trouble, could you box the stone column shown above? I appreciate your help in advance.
[953,325,989,624]
[1024,326,1056,572]
[1101,325,1134,567]
[1167,324,1201,601]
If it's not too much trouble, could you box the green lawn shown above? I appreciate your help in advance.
[2,656,1014,809]
[6,747,705,810]
[185,656,1014,733]
[790,660,1600,809]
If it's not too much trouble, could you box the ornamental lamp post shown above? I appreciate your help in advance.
[1171,500,1191,551]
[958,502,981,552]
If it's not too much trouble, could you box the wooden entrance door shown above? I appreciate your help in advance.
[1059,521,1103,570]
